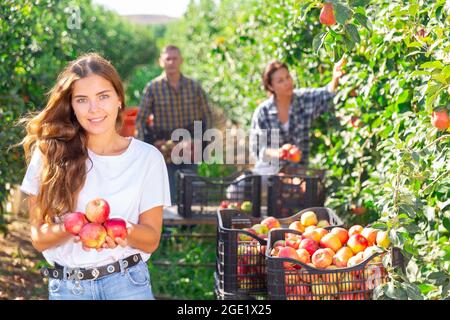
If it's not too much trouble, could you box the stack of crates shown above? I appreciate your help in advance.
[215,207,343,299]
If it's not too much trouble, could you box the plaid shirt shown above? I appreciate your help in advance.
[136,73,212,142]
[250,86,335,165]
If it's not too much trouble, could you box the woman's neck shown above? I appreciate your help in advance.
[275,93,292,109]
[87,132,128,155]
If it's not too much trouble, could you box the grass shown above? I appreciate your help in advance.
[147,224,217,300]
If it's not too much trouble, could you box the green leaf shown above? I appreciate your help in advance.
[345,23,361,43]
[334,3,352,25]
[312,31,328,54]
[421,61,444,70]
[418,283,437,294]
[443,217,450,232]
[353,12,370,30]
[386,282,408,300]
[350,0,371,7]
[403,283,423,300]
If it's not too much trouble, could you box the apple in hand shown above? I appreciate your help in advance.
[64,212,88,235]
[86,198,110,224]
[103,218,128,241]
[79,223,107,249]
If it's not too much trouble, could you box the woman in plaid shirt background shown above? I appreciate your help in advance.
[250,59,346,176]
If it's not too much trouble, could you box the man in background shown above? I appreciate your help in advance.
[136,45,213,204]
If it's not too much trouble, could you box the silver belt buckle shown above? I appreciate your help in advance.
[90,268,100,280]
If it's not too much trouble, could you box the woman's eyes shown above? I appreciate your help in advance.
[75,95,109,103]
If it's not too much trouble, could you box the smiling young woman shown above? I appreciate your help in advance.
[19,53,171,300]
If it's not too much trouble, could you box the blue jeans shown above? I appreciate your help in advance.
[167,163,197,204]
[48,260,155,300]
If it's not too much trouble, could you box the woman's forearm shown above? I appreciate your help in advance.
[31,223,72,252]
[127,223,161,254]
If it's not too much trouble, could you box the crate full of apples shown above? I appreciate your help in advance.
[266,223,394,300]
[63,198,127,249]
[216,207,343,297]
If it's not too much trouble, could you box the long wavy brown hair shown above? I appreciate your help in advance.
[20,53,126,223]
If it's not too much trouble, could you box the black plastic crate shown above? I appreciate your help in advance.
[267,166,326,218]
[177,170,261,218]
[214,272,266,300]
[266,228,399,300]
[216,207,343,296]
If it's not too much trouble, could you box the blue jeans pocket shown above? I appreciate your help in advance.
[125,262,150,286]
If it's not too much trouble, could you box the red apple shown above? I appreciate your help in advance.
[361,227,379,246]
[278,246,300,268]
[63,212,88,235]
[285,235,302,250]
[296,248,311,264]
[288,147,301,163]
[311,248,333,269]
[261,216,281,230]
[299,238,319,256]
[303,227,329,243]
[319,3,336,26]
[239,227,257,241]
[103,218,127,240]
[251,223,269,235]
[273,240,286,248]
[220,200,229,209]
[431,110,449,131]
[288,221,305,233]
[85,198,110,224]
[332,247,354,268]
[320,233,342,252]
[79,223,107,249]
[317,220,330,228]
[348,225,364,237]
[330,227,349,245]
[347,234,369,254]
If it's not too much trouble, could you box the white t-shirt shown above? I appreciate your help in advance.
[20,137,171,268]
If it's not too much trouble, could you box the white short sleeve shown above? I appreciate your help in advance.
[20,148,42,196]
[139,151,171,213]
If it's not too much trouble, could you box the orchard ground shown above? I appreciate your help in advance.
[0,212,46,300]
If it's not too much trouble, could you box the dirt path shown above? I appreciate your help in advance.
[0,213,47,300]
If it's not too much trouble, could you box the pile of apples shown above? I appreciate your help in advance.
[220,200,253,213]
[279,143,301,163]
[63,198,127,249]
[234,212,332,290]
[269,211,390,270]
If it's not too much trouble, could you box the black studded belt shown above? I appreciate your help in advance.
[40,254,142,281]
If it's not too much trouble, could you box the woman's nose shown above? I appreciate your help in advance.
[88,100,99,112]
